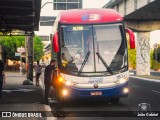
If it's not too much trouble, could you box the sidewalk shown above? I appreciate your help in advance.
[0,72,54,120]
[129,70,160,82]
[129,69,160,76]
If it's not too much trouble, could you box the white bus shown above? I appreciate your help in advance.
[51,9,135,103]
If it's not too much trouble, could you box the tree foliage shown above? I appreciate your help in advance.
[33,36,44,61]
[0,36,44,62]
[0,36,25,60]
[128,44,136,69]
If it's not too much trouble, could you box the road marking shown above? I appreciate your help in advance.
[132,84,140,88]
[152,90,160,94]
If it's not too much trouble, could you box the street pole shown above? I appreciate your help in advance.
[20,52,22,77]
[26,34,34,81]
[25,36,28,79]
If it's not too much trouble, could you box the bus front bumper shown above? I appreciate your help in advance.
[59,82,129,100]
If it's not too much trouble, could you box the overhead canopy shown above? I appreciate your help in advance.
[104,0,160,21]
[124,0,160,21]
[0,0,41,35]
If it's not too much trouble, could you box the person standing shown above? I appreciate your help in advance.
[35,61,42,86]
[44,59,56,104]
[0,60,5,103]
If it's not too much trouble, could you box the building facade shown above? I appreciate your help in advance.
[35,0,82,64]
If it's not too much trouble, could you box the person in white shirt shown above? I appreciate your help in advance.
[34,61,42,86]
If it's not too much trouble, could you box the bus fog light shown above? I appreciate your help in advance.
[62,89,68,96]
[123,88,129,93]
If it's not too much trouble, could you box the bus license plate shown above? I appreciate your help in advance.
[91,91,102,96]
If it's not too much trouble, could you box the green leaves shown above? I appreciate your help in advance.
[0,36,44,62]
[128,44,136,69]
[0,36,24,60]
[33,36,44,61]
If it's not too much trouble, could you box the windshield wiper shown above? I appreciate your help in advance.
[78,52,90,75]
[96,52,113,75]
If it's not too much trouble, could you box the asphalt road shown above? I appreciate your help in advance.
[40,76,160,120]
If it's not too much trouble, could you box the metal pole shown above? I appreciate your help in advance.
[25,36,28,79]
[20,53,22,77]
[26,34,34,81]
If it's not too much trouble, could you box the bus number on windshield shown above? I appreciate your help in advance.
[73,26,83,31]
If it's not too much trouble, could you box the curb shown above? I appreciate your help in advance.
[130,76,160,83]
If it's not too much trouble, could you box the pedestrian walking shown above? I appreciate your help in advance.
[34,61,42,86]
[44,59,57,105]
[0,60,5,103]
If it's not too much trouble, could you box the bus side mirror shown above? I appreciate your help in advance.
[126,28,135,49]
[53,32,59,52]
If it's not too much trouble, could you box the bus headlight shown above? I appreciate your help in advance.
[123,88,129,93]
[65,81,71,86]
[116,78,128,84]
[64,80,78,86]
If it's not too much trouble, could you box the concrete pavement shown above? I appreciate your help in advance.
[0,72,55,120]
[129,70,160,76]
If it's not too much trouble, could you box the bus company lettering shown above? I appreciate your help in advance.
[88,77,103,84]
[82,14,101,21]
[116,72,128,80]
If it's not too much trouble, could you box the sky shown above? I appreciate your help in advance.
[150,30,160,48]
[83,0,110,8]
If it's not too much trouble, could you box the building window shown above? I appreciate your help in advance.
[57,3,66,10]
[40,21,55,26]
[67,3,78,9]
[53,0,82,10]
[39,36,49,41]
[40,16,56,26]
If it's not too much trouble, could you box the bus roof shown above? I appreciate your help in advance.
[59,9,123,24]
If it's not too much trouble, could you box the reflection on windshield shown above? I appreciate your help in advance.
[60,24,127,74]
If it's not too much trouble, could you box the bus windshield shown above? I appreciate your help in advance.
[60,23,127,75]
